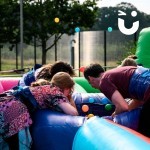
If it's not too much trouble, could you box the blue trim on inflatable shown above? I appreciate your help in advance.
[72,117,150,150]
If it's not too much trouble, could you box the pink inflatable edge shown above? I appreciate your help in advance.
[0,77,20,93]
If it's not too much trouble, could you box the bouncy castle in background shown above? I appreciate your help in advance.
[136,27,150,68]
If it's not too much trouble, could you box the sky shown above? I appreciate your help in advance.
[80,0,150,14]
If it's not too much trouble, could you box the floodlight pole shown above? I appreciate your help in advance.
[20,0,24,69]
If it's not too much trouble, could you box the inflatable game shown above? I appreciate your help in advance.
[73,116,150,150]
[136,27,150,68]
[0,77,150,150]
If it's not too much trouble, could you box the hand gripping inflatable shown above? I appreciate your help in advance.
[113,107,141,131]
[30,109,86,150]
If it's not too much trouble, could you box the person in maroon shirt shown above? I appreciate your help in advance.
[83,63,150,137]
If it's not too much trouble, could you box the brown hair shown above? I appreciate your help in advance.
[36,61,75,81]
[51,72,75,90]
[36,63,52,80]
[121,58,137,67]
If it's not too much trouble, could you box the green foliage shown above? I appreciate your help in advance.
[117,40,137,65]
[0,0,20,44]
[23,0,99,64]
[92,2,150,31]
[0,0,99,64]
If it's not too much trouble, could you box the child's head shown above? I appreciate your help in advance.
[36,61,75,81]
[127,55,137,60]
[50,61,75,78]
[51,72,75,90]
[121,58,137,67]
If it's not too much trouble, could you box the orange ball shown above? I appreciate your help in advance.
[82,105,89,112]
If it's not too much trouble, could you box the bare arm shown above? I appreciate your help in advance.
[67,95,77,109]
[128,99,144,111]
[58,102,79,116]
[111,90,129,116]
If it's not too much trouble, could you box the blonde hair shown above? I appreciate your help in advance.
[31,79,50,87]
[127,55,137,60]
[51,72,75,90]
[121,58,137,67]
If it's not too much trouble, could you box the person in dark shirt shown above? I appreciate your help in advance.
[83,63,150,137]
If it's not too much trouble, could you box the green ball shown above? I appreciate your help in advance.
[105,104,112,111]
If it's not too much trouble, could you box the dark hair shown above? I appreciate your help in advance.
[36,61,75,81]
[50,61,75,77]
[84,63,104,80]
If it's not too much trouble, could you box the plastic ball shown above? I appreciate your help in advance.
[82,105,89,112]
[54,17,60,23]
[89,97,94,103]
[101,97,109,104]
[79,66,85,72]
[75,27,80,32]
[108,27,112,32]
[87,114,94,118]
[105,104,112,111]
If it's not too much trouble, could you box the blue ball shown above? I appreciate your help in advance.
[89,97,94,103]
[101,97,109,104]
[108,27,112,32]
[75,27,80,32]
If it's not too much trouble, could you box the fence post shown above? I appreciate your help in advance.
[104,31,107,71]
[78,32,81,76]
[70,39,76,69]
[0,45,3,71]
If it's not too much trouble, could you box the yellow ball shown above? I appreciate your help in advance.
[54,17,59,23]
[87,114,94,118]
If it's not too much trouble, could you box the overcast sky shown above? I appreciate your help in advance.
[80,0,150,14]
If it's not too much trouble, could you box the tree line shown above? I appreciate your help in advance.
[0,1,149,64]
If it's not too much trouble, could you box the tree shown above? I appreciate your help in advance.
[23,0,99,64]
[0,0,20,45]
[0,0,99,64]
[92,2,150,31]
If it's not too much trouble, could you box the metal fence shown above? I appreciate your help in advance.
[0,29,140,76]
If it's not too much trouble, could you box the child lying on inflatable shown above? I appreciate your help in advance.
[0,72,78,149]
